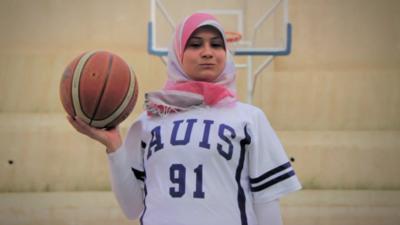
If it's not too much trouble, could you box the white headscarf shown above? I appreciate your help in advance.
[145,13,237,117]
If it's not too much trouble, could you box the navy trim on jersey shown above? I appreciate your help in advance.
[139,141,147,225]
[236,126,251,225]
[140,184,148,225]
[141,141,147,149]
[249,162,295,192]
[131,167,146,181]
[250,162,291,183]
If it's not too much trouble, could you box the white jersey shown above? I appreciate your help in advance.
[111,102,301,225]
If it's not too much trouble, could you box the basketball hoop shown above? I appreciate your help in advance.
[225,31,242,43]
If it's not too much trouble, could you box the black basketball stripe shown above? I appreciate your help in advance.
[68,58,80,117]
[102,64,134,127]
[90,54,114,126]
[76,52,96,119]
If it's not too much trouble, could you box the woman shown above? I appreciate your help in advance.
[68,12,301,225]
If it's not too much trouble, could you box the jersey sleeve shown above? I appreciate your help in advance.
[254,199,283,225]
[247,109,301,204]
[124,114,146,178]
[107,114,146,219]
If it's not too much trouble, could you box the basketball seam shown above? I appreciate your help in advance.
[72,51,97,124]
[103,65,132,127]
[70,56,83,117]
[91,66,136,128]
[104,68,137,127]
[78,54,96,120]
[94,62,132,122]
[90,54,114,126]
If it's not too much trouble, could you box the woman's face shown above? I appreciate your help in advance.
[181,26,226,82]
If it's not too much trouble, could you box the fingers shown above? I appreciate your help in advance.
[67,115,96,137]
[66,115,123,151]
[67,115,81,131]
[74,116,91,130]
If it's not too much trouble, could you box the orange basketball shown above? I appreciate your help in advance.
[60,50,138,128]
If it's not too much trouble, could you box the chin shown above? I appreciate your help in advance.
[188,71,220,82]
[199,73,219,82]
[199,76,218,82]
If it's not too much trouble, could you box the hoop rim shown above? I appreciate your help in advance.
[225,31,242,43]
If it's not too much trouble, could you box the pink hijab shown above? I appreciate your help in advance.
[145,13,237,116]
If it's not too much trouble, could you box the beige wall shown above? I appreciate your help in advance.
[266,0,400,130]
[0,0,399,192]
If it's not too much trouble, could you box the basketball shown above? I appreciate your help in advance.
[60,50,138,128]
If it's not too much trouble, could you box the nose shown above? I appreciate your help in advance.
[201,43,213,58]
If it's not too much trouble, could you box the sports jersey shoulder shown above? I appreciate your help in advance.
[236,102,302,203]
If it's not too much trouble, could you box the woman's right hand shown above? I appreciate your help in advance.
[67,115,122,153]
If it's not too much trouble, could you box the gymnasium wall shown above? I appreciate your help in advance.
[0,0,399,192]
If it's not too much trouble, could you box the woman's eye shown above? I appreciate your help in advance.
[211,40,225,48]
[188,43,202,48]
[212,43,224,48]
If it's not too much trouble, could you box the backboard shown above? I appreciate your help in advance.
[148,0,291,56]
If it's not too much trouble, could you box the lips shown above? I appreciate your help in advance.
[199,63,215,66]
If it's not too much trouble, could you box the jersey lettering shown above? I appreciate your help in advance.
[199,120,214,149]
[146,119,237,161]
[147,126,164,159]
[217,124,236,160]
[169,164,186,198]
[171,119,198,145]
[169,164,205,199]
[193,164,205,198]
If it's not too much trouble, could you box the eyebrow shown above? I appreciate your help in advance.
[189,36,223,41]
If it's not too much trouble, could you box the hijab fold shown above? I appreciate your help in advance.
[145,13,237,117]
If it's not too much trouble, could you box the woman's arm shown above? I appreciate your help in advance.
[67,116,144,219]
[108,147,144,219]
